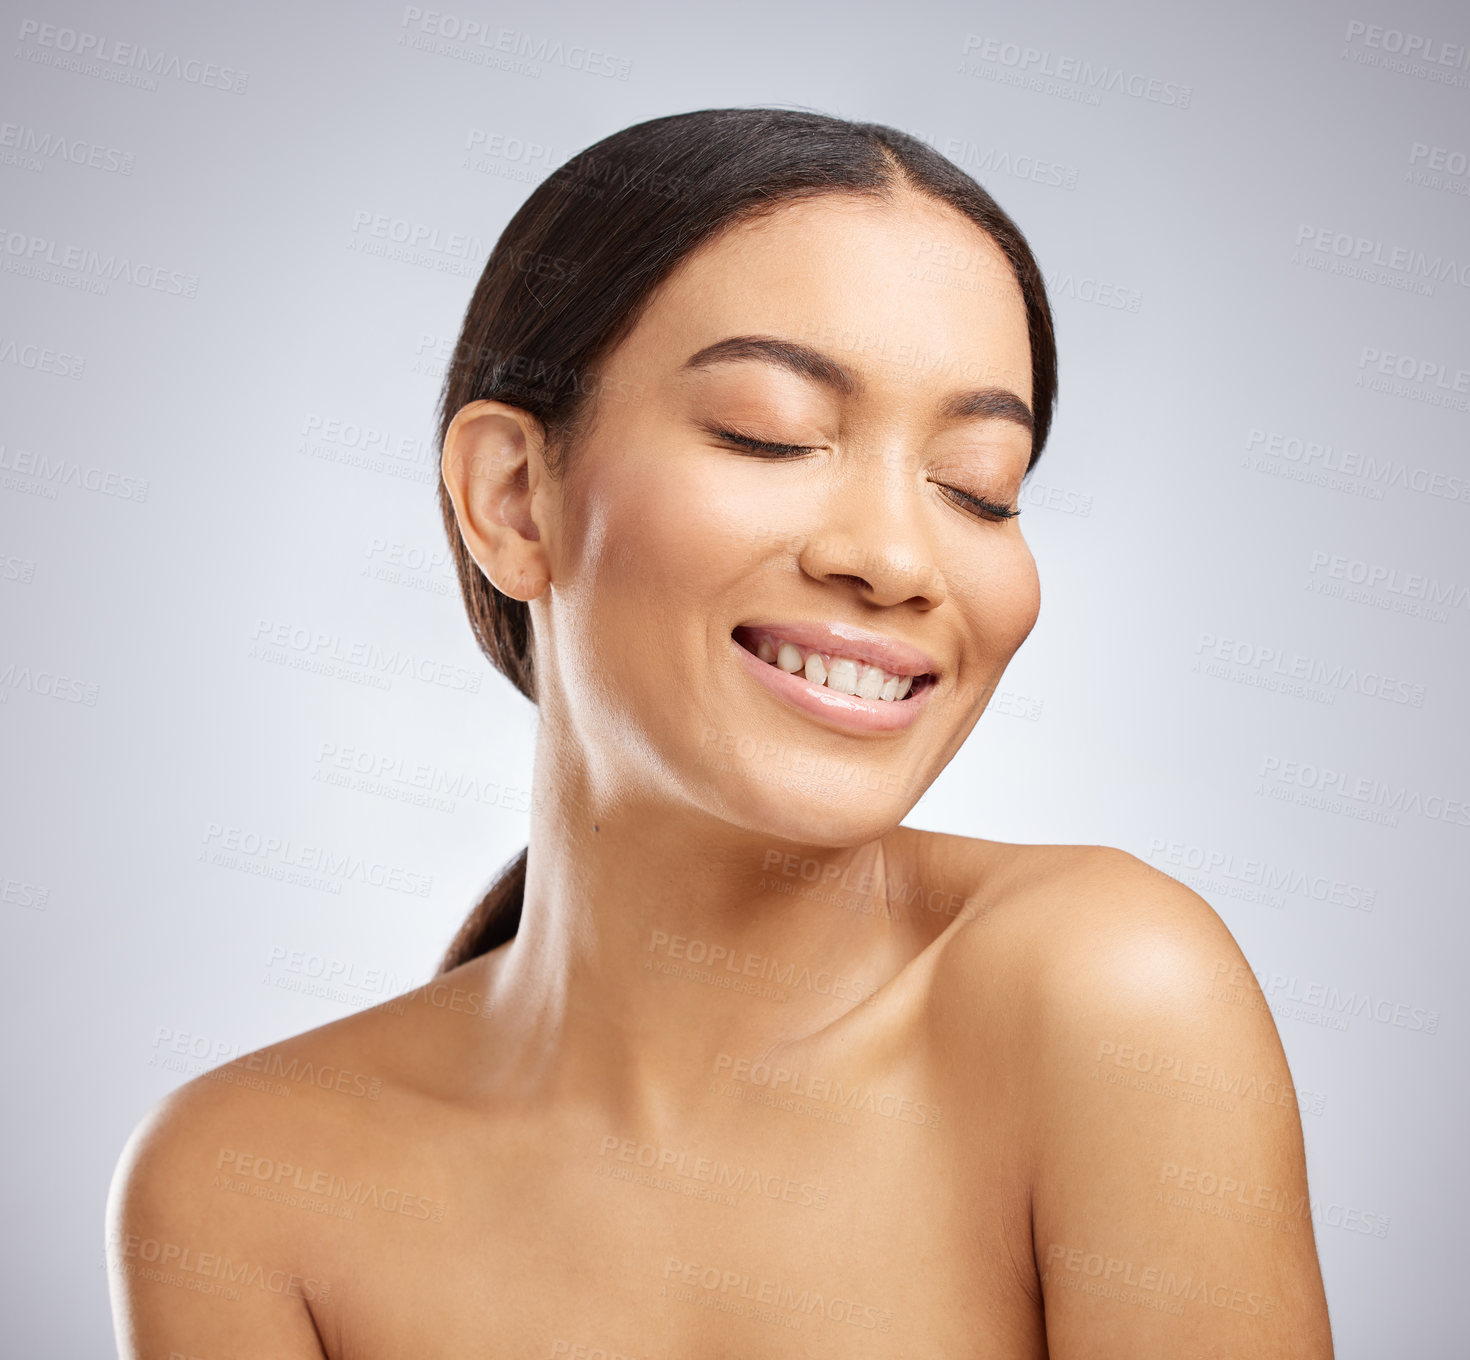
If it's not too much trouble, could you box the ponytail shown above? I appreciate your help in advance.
[437,846,527,973]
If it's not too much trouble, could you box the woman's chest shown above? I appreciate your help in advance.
[305,1090,1045,1360]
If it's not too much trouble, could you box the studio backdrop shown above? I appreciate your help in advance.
[1,0,1466,1354]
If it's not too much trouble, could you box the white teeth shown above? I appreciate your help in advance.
[746,632,924,703]
[825,658,859,695]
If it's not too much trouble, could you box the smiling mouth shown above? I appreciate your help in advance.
[732,626,936,703]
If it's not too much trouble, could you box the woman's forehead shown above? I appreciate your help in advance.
[609,193,1031,395]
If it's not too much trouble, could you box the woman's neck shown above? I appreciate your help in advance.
[470,738,945,1134]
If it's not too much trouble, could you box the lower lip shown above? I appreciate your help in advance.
[730,636,935,733]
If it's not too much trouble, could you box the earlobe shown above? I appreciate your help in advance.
[440,400,552,603]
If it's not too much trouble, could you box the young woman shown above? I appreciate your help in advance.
[107,108,1334,1358]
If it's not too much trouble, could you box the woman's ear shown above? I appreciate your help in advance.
[440,400,554,602]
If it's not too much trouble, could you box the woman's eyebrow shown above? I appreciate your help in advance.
[680,333,1033,432]
[936,386,1034,433]
[681,334,856,394]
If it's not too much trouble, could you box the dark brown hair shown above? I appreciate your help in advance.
[434,107,1058,974]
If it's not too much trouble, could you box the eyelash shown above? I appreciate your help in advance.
[712,428,1021,523]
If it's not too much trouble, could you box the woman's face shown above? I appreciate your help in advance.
[531,188,1041,845]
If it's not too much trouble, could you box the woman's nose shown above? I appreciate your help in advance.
[796,454,947,609]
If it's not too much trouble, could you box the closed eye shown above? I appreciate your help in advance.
[709,427,817,457]
[710,426,1019,521]
[935,483,1021,522]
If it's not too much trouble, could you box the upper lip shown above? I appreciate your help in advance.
[733,620,940,678]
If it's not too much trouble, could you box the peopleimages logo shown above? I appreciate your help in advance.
[249,616,482,694]
[0,337,84,379]
[712,1051,942,1128]
[108,1232,328,1301]
[0,657,99,706]
[0,443,148,501]
[1307,550,1470,612]
[1194,629,1427,707]
[598,1134,830,1210]
[1094,1040,1326,1117]
[0,224,199,297]
[660,1255,891,1331]
[1158,1162,1392,1239]
[1408,142,1470,197]
[396,7,632,80]
[1355,346,1470,413]
[215,1148,445,1221]
[1246,425,1470,504]
[1359,346,1470,392]
[1043,1243,1275,1318]
[1259,755,1470,829]
[203,821,436,897]
[1293,225,1470,293]
[1147,838,1376,912]
[1252,971,1439,1035]
[1343,20,1470,74]
[647,928,879,1007]
[0,121,136,175]
[959,34,1192,108]
[15,18,249,92]
[915,130,1081,191]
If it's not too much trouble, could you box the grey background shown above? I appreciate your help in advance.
[1,0,1466,1353]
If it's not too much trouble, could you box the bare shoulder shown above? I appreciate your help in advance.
[924,835,1297,1130]
[918,833,1335,1355]
[105,1014,361,1357]
[111,963,497,1197]
[923,837,1258,1034]
[108,992,410,1244]
[105,973,493,1357]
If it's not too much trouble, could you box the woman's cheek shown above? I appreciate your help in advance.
[961,538,1041,658]
[1001,541,1043,648]
[568,444,707,589]
[633,458,780,579]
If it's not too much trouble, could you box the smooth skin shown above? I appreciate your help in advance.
[107,188,1334,1358]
